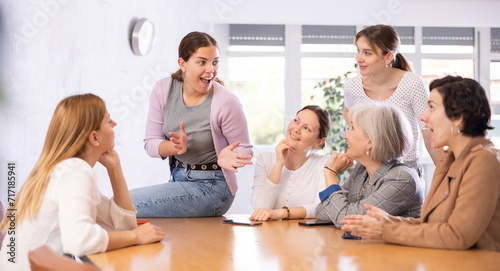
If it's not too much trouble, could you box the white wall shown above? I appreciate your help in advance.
[200,0,500,27]
[0,0,255,214]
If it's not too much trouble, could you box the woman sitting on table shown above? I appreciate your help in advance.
[0,94,164,271]
[341,76,500,251]
[130,31,253,218]
[315,103,424,225]
[250,105,331,221]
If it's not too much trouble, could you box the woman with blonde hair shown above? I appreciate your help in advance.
[0,94,164,270]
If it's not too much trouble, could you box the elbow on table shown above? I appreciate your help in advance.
[314,205,332,222]
[443,238,476,250]
[64,240,104,258]
[63,230,108,257]
[423,232,477,250]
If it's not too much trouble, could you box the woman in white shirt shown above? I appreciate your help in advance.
[0,94,164,271]
[250,105,331,221]
[344,24,443,174]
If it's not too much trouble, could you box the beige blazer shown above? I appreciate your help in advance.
[382,137,500,251]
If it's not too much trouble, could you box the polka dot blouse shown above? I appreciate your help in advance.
[343,72,429,163]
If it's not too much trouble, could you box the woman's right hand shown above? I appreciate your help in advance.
[275,139,294,166]
[98,149,121,171]
[133,223,165,245]
[169,121,188,155]
[326,151,352,174]
[249,208,285,221]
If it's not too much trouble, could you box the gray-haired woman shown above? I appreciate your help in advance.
[316,103,424,225]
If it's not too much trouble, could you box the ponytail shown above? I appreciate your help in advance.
[393,53,412,72]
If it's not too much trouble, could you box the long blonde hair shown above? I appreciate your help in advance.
[0,94,105,232]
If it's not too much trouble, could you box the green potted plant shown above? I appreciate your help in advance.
[311,71,352,183]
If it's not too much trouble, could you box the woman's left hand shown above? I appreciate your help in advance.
[249,208,284,221]
[217,141,253,173]
[98,149,121,170]
[340,204,388,240]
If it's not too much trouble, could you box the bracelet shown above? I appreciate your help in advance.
[282,206,290,220]
[324,166,338,175]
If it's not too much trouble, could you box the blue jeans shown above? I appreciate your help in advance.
[130,167,234,218]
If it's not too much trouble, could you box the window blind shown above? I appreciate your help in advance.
[301,25,356,44]
[394,26,414,45]
[422,27,474,46]
[492,28,500,53]
[229,24,285,46]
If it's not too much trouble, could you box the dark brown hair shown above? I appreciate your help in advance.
[171,31,224,85]
[355,25,412,72]
[429,76,493,137]
[297,105,331,149]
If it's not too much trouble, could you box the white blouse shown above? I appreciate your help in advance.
[0,158,137,271]
[251,152,329,218]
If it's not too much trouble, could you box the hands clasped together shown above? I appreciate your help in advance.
[325,151,353,176]
[340,204,392,240]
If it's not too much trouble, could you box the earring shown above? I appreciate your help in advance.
[451,126,461,135]
[385,63,389,68]
[96,142,100,146]
[366,150,369,155]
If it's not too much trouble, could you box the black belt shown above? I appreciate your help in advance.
[175,160,220,170]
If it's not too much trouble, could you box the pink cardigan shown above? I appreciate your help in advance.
[144,77,253,195]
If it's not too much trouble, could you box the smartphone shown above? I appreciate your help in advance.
[222,219,262,226]
[298,220,334,226]
[342,231,362,240]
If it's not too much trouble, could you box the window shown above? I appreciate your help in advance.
[227,25,286,154]
[490,28,500,53]
[394,26,416,53]
[301,57,356,108]
[300,25,358,108]
[421,59,475,85]
[301,25,356,53]
[422,27,474,54]
[420,27,475,87]
[223,24,500,161]
[229,24,285,52]
[222,23,500,197]
[490,61,500,147]
[227,57,285,147]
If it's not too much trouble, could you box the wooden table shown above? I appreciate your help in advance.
[87,214,500,271]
